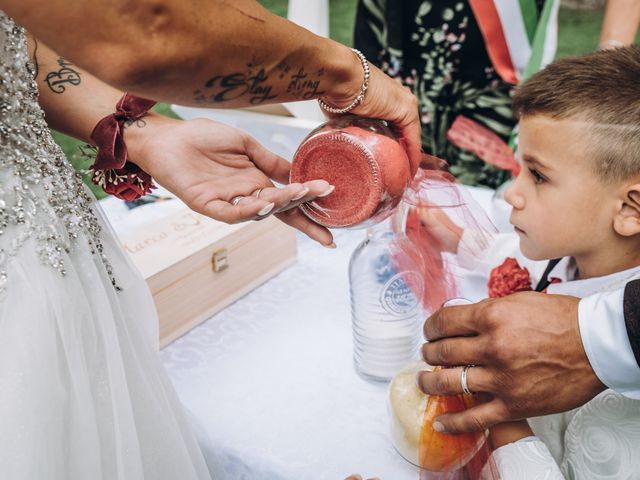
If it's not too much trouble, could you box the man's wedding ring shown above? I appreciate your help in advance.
[253,188,264,198]
[460,365,474,396]
[231,196,244,206]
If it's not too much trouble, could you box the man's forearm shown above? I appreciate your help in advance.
[10,0,360,110]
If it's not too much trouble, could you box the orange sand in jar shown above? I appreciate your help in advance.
[388,364,486,472]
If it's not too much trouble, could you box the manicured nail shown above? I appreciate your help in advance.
[324,242,337,249]
[258,202,275,216]
[433,421,445,433]
[291,188,309,201]
[318,185,335,197]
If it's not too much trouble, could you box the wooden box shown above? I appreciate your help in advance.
[118,207,297,347]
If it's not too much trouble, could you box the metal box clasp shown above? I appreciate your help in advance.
[211,248,229,272]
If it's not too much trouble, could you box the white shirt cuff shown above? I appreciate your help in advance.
[579,289,640,399]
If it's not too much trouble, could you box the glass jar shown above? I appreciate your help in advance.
[290,115,412,228]
[388,362,487,472]
[349,218,424,381]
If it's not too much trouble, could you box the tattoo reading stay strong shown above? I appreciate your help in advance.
[45,57,81,94]
[194,60,325,105]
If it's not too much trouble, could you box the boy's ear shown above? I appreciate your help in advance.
[614,186,640,237]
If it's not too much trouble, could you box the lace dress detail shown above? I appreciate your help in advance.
[0,11,119,297]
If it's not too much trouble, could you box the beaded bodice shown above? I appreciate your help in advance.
[0,12,118,297]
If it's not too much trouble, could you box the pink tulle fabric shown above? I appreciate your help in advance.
[391,168,500,480]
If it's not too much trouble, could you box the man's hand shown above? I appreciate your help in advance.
[126,115,335,246]
[417,292,606,433]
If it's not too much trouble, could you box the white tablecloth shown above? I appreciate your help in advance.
[157,187,499,480]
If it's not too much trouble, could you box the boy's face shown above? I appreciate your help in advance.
[504,115,617,261]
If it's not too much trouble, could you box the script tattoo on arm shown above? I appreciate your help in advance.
[124,117,147,129]
[286,66,325,100]
[193,59,326,105]
[44,57,81,94]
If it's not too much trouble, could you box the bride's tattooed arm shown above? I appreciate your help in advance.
[26,34,140,144]
[43,57,81,94]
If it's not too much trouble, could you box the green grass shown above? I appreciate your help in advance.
[557,7,605,57]
[55,2,637,198]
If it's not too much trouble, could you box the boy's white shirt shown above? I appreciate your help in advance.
[456,230,640,399]
[459,232,640,479]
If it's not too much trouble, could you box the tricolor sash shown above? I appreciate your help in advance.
[469,0,560,84]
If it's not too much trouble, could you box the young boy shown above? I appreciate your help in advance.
[424,46,640,478]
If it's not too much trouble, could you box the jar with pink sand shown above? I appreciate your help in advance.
[290,115,412,228]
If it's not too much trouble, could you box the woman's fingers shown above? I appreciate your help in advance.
[245,183,309,213]
[276,180,334,213]
[197,197,275,224]
[243,134,292,184]
[276,208,334,247]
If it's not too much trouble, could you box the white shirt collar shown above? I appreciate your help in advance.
[547,259,640,297]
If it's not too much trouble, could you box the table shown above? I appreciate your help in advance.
[159,188,499,480]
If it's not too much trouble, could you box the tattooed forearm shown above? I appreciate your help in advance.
[286,67,325,100]
[44,57,81,94]
[193,60,325,105]
[124,118,147,129]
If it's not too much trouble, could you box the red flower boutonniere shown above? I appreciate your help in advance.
[488,257,533,298]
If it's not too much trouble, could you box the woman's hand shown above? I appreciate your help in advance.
[324,62,422,176]
[126,114,335,246]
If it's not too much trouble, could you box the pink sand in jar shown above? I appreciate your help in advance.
[290,117,411,228]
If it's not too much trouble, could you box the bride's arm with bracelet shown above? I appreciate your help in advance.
[27,35,336,245]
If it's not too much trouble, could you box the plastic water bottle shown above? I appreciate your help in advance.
[349,219,424,381]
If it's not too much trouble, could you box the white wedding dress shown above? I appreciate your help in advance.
[0,12,215,480]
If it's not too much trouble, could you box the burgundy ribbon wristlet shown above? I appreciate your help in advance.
[89,93,157,201]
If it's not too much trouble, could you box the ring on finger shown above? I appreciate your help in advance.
[252,188,264,198]
[460,365,474,395]
[230,195,244,206]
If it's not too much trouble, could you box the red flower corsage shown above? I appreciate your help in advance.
[89,93,157,201]
[488,258,533,298]
[91,161,155,201]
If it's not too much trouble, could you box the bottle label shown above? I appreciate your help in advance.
[380,271,423,317]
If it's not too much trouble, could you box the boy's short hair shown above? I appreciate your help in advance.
[512,46,640,183]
